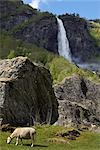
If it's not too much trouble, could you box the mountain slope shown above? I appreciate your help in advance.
[0,0,100,63]
[0,0,58,53]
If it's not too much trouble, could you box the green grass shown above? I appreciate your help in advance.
[48,57,100,84]
[0,125,100,150]
[89,21,100,47]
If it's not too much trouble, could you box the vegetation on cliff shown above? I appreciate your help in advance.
[0,32,100,84]
[0,31,55,64]
[0,31,99,84]
[0,0,100,84]
[89,21,100,47]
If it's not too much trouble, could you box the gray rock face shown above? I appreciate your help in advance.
[0,0,58,53]
[54,75,100,126]
[60,14,99,62]
[14,15,58,53]
[0,57,58,126]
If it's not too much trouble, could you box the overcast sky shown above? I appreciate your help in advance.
[23,0,100,19]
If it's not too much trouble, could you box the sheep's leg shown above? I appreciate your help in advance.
[31,134,34,147]
[31,143,34,147]
[31,138,34,147]
[20,138,23,145]
[15,137,19,146]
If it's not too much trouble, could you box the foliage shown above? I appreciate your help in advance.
[48,57,100,84]
[90,19,100,24]
[89,21,100,47]
[7,50,16,59]
[90,28,100,47]
[0,125,100,150]
[0,31,55,65]
[0,31,20,58]
[7,47,31,59]
[0,31,99,84]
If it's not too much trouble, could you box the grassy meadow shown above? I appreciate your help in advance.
[0,125,100,150]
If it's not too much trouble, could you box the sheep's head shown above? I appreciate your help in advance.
[7,137,11,144]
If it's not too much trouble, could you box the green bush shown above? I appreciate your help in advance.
[7,50,16,59]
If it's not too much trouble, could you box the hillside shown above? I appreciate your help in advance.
[0,0,58,53]
[0,0,100,63]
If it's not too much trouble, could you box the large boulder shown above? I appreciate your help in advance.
[54,75,100,127]
[0,57,58,126]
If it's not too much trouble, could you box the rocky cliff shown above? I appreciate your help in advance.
[0,57,58,126]
[60,14,99,62]
[54,75,100,127]
[0,0,58,53]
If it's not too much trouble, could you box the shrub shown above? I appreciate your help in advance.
[7,50,16,59]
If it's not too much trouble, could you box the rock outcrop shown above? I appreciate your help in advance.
[0,57,58,126]
[54,75,100,127]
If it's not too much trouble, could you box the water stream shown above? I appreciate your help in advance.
[57,17,72,62]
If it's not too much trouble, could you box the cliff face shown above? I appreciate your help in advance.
[13,15,58,53]
[0,57,58,126]
[54,75,100,126]
[0,0,58,53]
[60,14,99,62]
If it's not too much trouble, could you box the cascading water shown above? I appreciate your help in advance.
[56,17,100,74]
[57,17,72,62]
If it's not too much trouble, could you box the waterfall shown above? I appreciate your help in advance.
[57,17,72,62]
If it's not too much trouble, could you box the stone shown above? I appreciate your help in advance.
[56,129,80,140]
[0,57,58,126]
[54,75,100,126]
[0,124,15,132]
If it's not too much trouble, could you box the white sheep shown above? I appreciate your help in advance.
[7,127,36,147]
